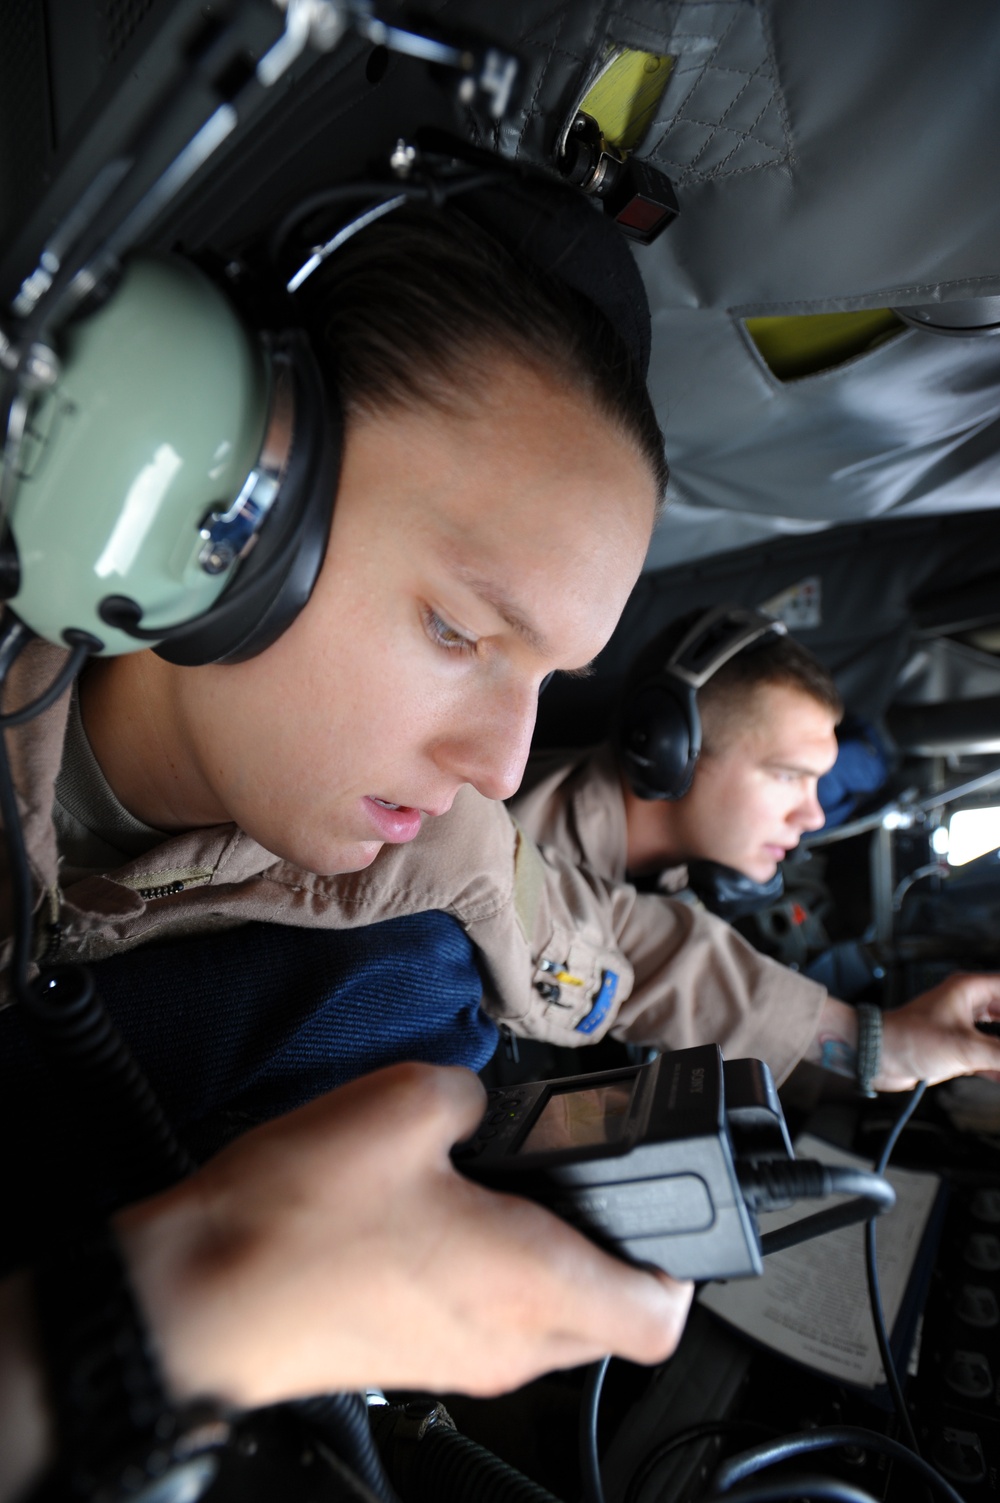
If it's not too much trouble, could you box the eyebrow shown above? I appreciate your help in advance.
[448,560,599,675]
[451,565,549,654]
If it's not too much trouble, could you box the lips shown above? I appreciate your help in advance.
[363,796,423,843]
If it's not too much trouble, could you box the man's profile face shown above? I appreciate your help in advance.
[671,683,839,883]
[174,356,657,875]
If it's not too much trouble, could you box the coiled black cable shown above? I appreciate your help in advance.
[295,1393,400,1503]
[0,612,194,1192]
[16,963,195,1195]
[369,1402,564,1503]
[408,1429,563,1503]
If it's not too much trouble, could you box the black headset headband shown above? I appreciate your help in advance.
[661,605,788,691]
[272,136,652,377]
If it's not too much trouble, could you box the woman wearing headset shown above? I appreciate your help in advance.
[0,190,693,1498]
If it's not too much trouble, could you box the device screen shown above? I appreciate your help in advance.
[518,1079,635,1154]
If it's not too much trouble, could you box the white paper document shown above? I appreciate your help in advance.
[699,1134,941,1388]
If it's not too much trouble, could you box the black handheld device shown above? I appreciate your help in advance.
[454,1045,794,1282]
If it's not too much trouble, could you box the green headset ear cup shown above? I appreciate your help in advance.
[7,256,337,665]
[8,256,272,655]
[151,330,339,666]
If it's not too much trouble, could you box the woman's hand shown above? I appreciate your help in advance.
[120,1062,692,1407]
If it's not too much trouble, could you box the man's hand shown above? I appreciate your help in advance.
[120,1062,692,1408]
[877,972,1000,1091]
[809,976,1000,1093]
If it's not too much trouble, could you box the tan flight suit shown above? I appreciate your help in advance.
[2,644,824,1082]
[510,744,827,1083]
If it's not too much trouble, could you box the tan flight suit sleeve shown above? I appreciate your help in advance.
[507,745,827,1084]
[604,889,826,1085]
[497,826,825,1086]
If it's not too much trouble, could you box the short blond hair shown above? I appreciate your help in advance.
[699,634,843,754]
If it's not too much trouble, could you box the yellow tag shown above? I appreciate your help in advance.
[745,310,904,381]
[580,47,674,153]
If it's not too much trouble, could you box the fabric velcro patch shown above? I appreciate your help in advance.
[512,824,547,942]
[576,969,619,1035]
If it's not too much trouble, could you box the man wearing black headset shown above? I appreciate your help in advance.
[617,623,842,891]
[511,606,1000,1098]
[519,611,843,895]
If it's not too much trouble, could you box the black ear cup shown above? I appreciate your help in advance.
[153,332,339,666]
[617,605,785,801]
[617,607,705,801]
[618,679,700,801]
